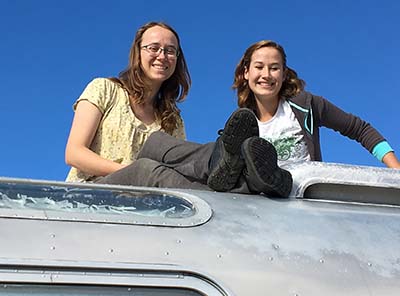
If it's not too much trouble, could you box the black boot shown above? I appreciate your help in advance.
[241,136,293,197]
[207,108,259,191]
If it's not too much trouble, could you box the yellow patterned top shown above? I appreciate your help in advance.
[66,78,186,182]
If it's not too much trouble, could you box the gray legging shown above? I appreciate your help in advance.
[97,131,251,193]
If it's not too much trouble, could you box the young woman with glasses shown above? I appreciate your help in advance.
[65,21,191,183]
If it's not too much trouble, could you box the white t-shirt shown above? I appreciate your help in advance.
[258,100,311,164]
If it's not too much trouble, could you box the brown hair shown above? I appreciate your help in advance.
[232,40,305,112]
[110,21,191,134]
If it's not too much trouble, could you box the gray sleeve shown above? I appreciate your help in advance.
[312,95,386,153]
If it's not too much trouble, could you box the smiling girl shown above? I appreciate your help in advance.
[65,22,191,182]
[234,40,400,168]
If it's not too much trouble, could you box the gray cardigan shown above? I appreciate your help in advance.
[286,91,391,161]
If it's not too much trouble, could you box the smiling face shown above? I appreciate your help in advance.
[244,46,286,104]
[140,26,178,89]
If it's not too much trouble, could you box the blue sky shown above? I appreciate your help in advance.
[1,0,399,181]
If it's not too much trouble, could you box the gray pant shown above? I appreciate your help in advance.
[97,131,251,193]
[97,132,212,190]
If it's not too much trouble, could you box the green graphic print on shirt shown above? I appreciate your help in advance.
[264,136,298,161]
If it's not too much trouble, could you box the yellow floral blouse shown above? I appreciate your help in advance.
[66,78,186,182]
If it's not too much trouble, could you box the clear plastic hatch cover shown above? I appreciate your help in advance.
[0,182,195,219]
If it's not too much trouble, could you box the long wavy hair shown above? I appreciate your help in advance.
[233,40,305,112]
[110,22,191,134]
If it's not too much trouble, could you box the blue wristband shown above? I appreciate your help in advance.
[372,141,394,162]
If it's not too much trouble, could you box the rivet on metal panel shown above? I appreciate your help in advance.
[176,239,182,244]
[50,246,56,250]
[268,257,274,261]
[50,234,56,238]
[367,262,372,267]
[109,249,114,253]
[217,254,222,258]
[165,251,170,256]
[319,259,324,263]
[272,244,280,250]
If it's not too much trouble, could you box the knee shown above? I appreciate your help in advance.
[146,131,167,144]
[133,158,161,171]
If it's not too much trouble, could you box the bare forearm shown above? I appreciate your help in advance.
[382,152,400,169]
[66,146,126,177]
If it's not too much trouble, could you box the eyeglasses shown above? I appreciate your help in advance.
[141,44,179,58]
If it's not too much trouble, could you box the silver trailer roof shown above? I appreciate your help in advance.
[0,162,399,296]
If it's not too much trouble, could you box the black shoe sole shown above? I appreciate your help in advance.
[207,109,259,191]
[242,137,293,197]
[220,109,260,155]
